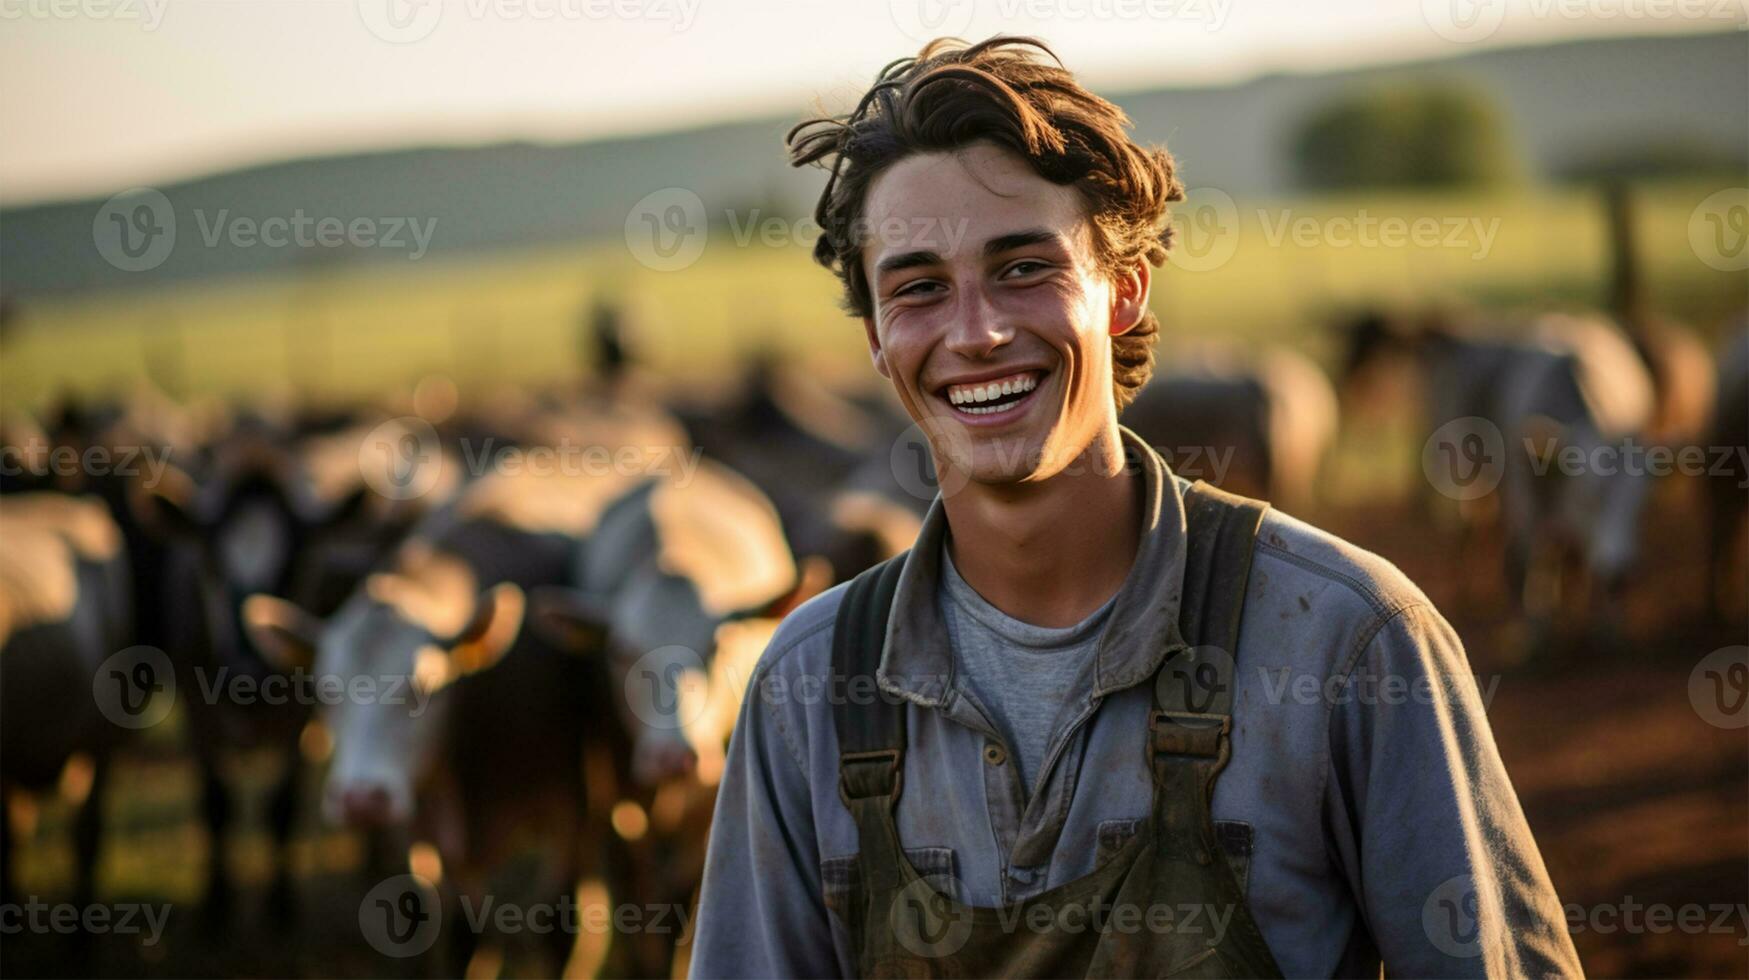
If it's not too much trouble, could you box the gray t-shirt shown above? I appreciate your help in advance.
[939,544,1117,798]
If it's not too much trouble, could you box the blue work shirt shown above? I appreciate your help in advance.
[691,427,1582,978]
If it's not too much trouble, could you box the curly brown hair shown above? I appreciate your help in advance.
[786,36,1186,412]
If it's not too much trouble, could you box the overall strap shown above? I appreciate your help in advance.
[1150,479,1269,854]
[831,552,911,890]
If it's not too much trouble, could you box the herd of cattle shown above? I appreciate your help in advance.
[1,301,1745,975]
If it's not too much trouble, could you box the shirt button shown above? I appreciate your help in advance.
[983,743,1007,766]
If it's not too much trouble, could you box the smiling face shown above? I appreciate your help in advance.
[859,142,1150,488]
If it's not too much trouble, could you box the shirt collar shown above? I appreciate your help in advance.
[878,425,1192,707]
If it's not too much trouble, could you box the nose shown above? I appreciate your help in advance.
[336,783,395,827]
[942,287,1011,361]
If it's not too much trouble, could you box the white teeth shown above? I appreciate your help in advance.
[945,372,1040,415]
[946,372,1039,406]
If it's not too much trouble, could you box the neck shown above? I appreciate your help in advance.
[941,425,1143,629]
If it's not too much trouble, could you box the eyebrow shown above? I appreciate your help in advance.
[872,228,1063,276]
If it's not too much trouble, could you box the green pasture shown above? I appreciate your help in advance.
[2,179,1743,411]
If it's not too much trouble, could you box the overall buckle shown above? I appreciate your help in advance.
[839,748,903,806]
[1150,710,1230,758]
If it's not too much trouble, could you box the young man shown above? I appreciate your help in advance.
[690,37,1581,978]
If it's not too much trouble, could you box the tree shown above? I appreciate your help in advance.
[1292,83,1521,191]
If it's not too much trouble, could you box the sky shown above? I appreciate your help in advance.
[2,0,1743,204]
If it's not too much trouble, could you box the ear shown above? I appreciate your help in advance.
[527,585,612,653]
[449,583,525,676]
[1109,259,1152,337]
[241,594,320,672]
[862,316,890,380]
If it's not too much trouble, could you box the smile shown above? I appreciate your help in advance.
[938,369,1046,420]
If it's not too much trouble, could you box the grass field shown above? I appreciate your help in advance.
[2,179,1744,411]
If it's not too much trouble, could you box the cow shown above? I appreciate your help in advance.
[0,493,132,917]
[528,457,814,976]
[241,437,675,974]
[142,416,454,922]
[1492,314,1658,634]
[1122,343,1339,512]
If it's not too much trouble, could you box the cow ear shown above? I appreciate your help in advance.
[762,555,833,620]
[241,594,319,672]
[449,583,524,676]
[527,586,612,653]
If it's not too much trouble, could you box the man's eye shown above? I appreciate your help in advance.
[1002,260,1050,279]
[894,279,942,298]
